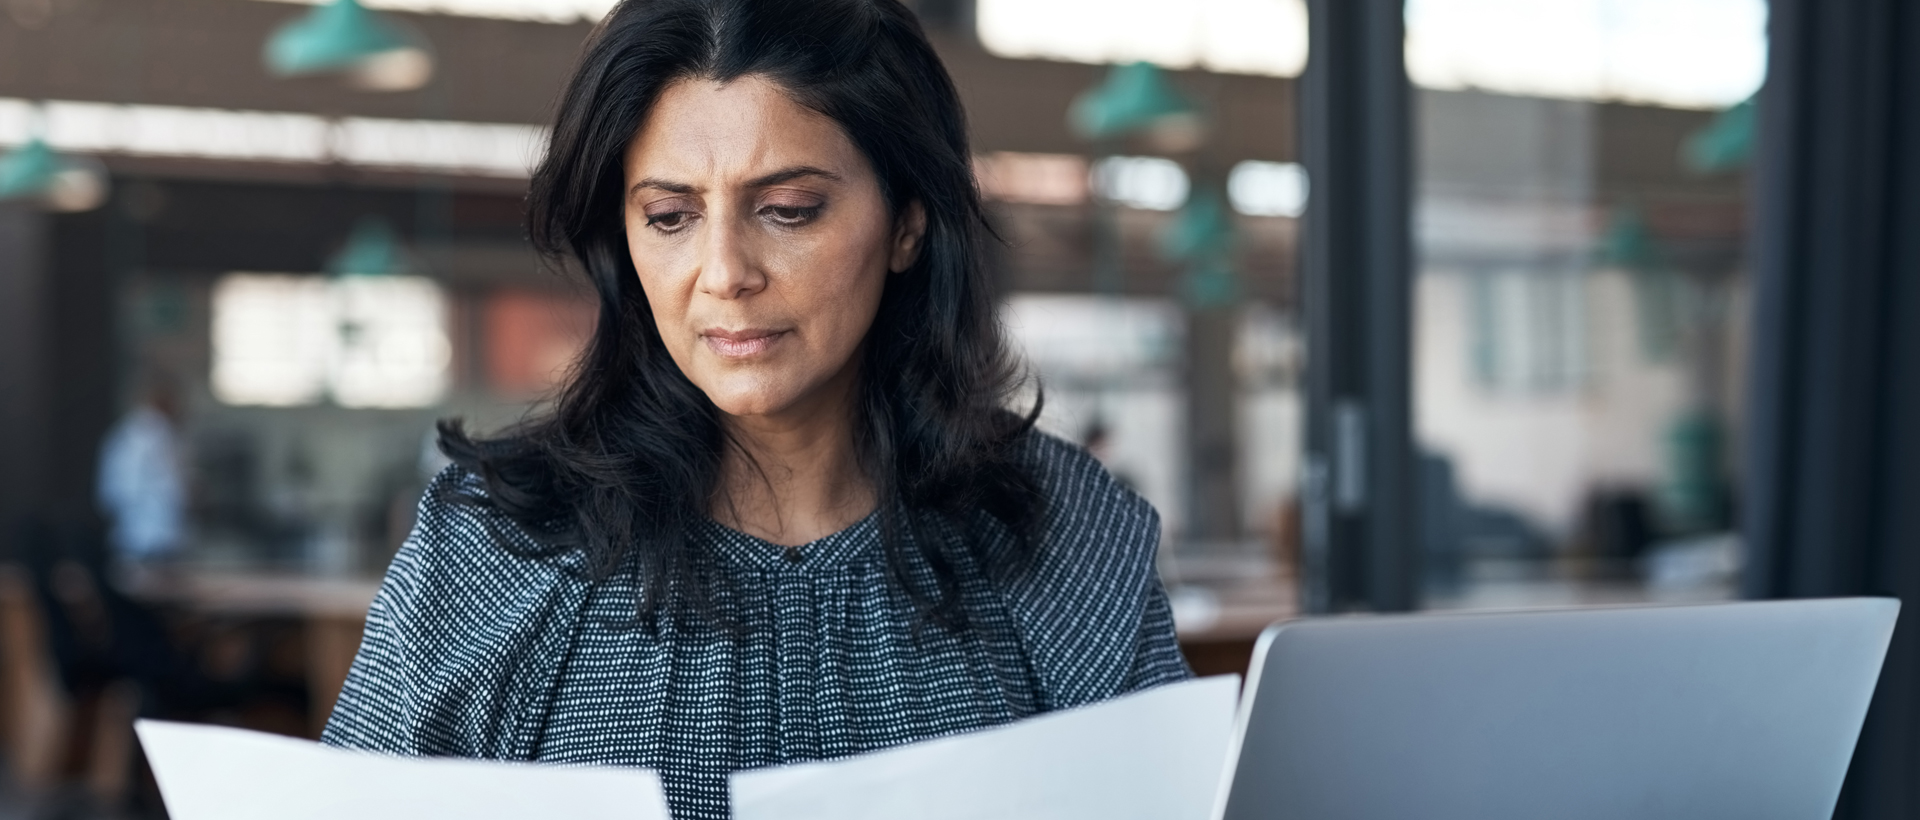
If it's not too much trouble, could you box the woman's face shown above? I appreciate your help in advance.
[623,76,924,422]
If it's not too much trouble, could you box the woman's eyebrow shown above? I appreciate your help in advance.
[632,178,697,196]
[629,167,839,198]
[747,166,842,187]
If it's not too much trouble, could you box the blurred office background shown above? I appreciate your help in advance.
[2,0,1916,817]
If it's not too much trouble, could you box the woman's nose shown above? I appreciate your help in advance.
[693,218,766,300]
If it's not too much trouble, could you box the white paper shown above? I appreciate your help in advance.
[730,675,1242,820]
[135,720,670,820]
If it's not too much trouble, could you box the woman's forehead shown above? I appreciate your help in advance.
[625,76,868,188]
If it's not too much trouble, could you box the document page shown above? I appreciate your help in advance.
[730,675,1241,820]
[136,720,670,820]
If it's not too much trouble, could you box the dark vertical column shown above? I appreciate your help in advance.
[46,207,122,531]
[1742,1,1920,817]
[1300,0,1417,613]
[0,203,50,550]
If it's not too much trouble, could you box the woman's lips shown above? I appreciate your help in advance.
[701,328,787,358]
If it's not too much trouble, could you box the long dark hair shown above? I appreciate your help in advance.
[439,0,1041,626]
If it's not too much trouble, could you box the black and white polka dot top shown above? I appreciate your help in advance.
[321,431,1191,820]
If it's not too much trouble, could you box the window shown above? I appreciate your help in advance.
[210,274,334,407]
[1410,0,1757,606]
[1405,0,1765,108]
[1228,161,1308,218]
[975,0,1308,77]
[211,273,451,409]
[1091,156,1191,212]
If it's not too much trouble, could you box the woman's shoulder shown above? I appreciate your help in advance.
[365,464,590,650]
[393,464,582,591]
[993,429,1167,707]
[324,464,589,756]
[1013,430,1159,533]
[1014,428,1161,551]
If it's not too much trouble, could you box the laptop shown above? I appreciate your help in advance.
[1215,597,1898,820]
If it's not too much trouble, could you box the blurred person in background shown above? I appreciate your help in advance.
[96,373,187,568]
[1082,416,1138,491]
[320,1,1189,818]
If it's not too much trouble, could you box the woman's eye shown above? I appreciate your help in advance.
[646,211,691,232]
[761,204,821,225]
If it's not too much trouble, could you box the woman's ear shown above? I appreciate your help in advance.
[890,200,928,273]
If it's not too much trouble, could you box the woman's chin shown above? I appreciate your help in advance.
[703,377,859,424]
[700,381,802,420]
[710,398,787,420]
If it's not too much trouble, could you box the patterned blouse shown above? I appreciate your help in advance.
[321,431,1191,820]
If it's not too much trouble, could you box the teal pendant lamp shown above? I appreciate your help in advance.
[1180,254,1239,309]
[0,137,109,212]
[1070,62,1201,147]
[326,216,413,276]
[1682,94,1755,174]
[265,0,431,91]
[1595,203,1658,270]
[0,138,61,199]
[267,0,406,75]
[1159,186,1234,263]
[1160,187,1239,309]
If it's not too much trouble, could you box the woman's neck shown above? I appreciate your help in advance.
[712,372,876,547]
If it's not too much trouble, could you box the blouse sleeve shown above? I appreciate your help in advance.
[995,432,1193,709]
[1124,574,1194,692]
[321,467,587,759]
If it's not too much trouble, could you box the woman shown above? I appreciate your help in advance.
[321,0,1191,817]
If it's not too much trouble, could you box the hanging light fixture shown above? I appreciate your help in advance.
[0,137,109,213]
[1159,186,1233,263]
[1595,204,1659,271]
[0,138,59,199]
[1159,186,1239,308]
[1682,94,1754,174]
[326,216,415,276]
[1070,62,1207,293]
[265,0,434,92]
[1069,62,1204,152]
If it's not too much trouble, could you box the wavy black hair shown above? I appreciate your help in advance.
[438,0,1041,626]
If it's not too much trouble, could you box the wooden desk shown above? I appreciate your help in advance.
[1173,579,1297,678]
[117,569,380,737]
[117,570,379,621]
